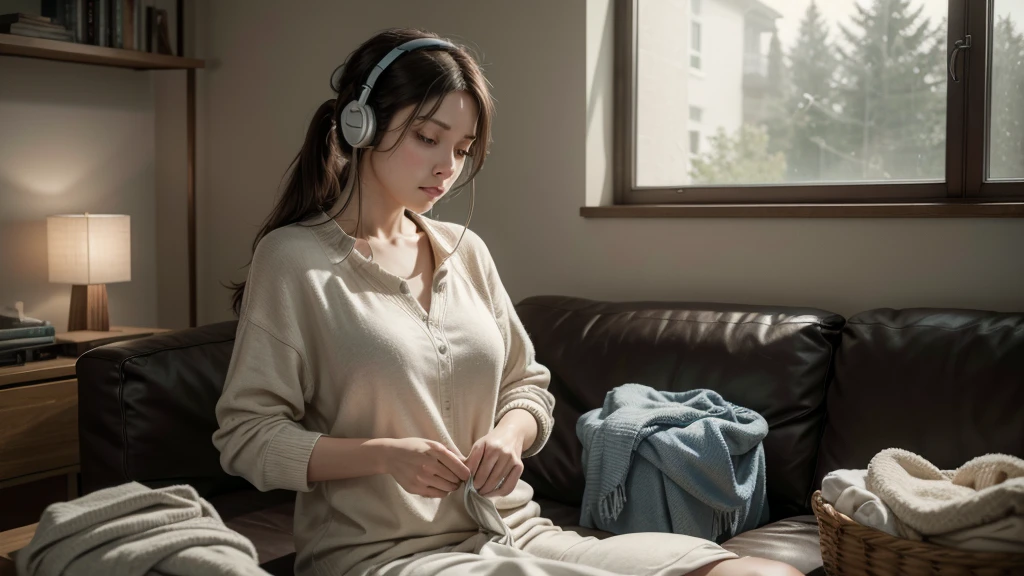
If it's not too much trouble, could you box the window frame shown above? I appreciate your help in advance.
[690,18,702,71]
[965,0,1021,198]
[607,0,1024,216]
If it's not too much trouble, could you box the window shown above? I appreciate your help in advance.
[614,0,1024,212]
[690,5,702,71]
[988,0,1024,181]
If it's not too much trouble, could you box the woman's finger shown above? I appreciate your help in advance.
[482,456,515,495]
[494,462,523,497]
[477,450,507,494]
[425,473,459,493]
[434,445,471,481]
[430,461,461,485]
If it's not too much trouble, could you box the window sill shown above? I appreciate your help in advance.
[580,202,1024,218]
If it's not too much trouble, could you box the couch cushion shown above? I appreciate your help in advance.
[211,489,296,576]
[77,321,244,497]
[720,516,824,575]
[516,296,844,521]
[813,308,1024,491]
[536,498,823,575]
[211,485,296,569]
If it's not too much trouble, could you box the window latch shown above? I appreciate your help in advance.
[948,35,972,83]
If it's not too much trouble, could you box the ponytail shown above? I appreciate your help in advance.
[227,98,350,316]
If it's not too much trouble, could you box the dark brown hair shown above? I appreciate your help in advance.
[227,28,495,315]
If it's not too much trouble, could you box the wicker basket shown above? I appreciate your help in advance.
[811,490,1024,576]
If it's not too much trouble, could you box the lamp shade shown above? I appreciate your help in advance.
[47,214,131,285]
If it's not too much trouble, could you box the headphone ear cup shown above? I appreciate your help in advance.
[359,105,376,148]
[341,100,376,148]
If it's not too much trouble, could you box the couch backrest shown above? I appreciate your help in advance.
[812,308,1024,490]
[515,296,844,521]
[78,300,1022,524]
[78,321,245,497]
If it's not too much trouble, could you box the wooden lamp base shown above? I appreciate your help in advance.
[67,284,109,332]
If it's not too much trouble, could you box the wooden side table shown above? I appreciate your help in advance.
[0,327,170,542]
[0,522,36,575]
[0,356,81,502]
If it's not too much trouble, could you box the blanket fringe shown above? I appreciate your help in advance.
[597,484,627,522]
[711,508,736,542]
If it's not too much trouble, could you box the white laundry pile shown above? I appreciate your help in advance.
[821,448,1024,554]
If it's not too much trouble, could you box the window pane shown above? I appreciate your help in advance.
[635,0,948,187]
[690,106,703,122]
[690,130,701,154]
[988,0,1024,180]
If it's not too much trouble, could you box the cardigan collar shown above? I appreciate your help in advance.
[304,207,455,267]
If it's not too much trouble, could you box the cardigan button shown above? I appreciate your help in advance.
[399,281,410,294]
[438,344,448,355]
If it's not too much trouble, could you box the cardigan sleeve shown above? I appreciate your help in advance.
[213,318,324,492]
[470,234,556,459]
[212,232,324,492]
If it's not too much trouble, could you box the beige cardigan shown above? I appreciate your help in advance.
[212,209,556,576]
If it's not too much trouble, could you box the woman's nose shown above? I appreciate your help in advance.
[434,152,457,178]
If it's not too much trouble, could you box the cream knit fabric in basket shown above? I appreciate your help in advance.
[865,448,1024,540]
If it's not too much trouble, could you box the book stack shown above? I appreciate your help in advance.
[1,0,171,53]
[0,305,61,368]
[0,12,75,42]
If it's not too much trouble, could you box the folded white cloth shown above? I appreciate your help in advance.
[821,469,900,537]
[866,449,1024,538]
[14,481,269,576]
[930,515,1024,553]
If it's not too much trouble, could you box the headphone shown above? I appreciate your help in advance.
[333,37,458,149]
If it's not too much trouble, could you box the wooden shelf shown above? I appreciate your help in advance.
[0,33,204,70]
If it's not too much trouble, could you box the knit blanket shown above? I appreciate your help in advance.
[15,481,269,576]
[577,384,769,542]
[866,448,1024,538]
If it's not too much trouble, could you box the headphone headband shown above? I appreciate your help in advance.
[356,38,456,105]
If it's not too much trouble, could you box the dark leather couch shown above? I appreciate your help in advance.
[76,296,1024,575]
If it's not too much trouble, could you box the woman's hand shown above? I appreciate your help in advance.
[382,438,471,498]
[464,425,526,497]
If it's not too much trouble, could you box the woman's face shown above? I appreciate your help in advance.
[365,90,480,214]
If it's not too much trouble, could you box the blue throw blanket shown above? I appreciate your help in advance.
[577,384,769,542]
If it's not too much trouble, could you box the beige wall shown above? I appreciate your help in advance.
[0,0,194,332]
[0,57,163,331]
[194,0,1024,325]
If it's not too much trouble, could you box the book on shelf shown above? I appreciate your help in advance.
[0,336,57,352]
[0,342,64,368]
[0,12,56,26]
[0,13,59,27]
[0,13,75,41]
[0,325,57,341]
[0,22,75,41]
[32,0,153,50]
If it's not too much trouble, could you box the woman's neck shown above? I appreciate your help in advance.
[332,187,418,242]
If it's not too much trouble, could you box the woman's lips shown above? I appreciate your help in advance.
[420,187,444,198]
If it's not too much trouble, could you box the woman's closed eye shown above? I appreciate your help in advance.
[416,132,472,157]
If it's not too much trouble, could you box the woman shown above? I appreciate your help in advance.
[213,27,801,576]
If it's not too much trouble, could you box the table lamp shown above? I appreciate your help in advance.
[47,214,131,332]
